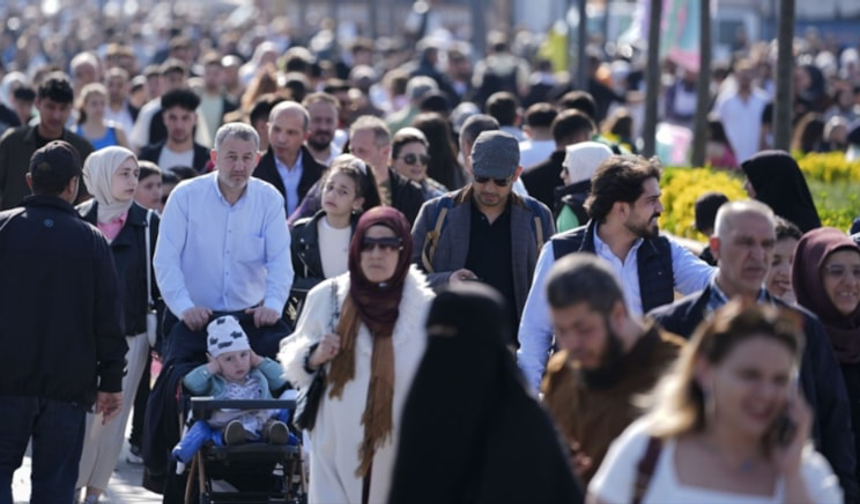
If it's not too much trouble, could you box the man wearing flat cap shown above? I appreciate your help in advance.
[0,141,126,502]
[412,130,554,344]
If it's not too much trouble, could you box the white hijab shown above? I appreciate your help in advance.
[82,146,138,223]
[0,72,26,108]
[563,142,614,185]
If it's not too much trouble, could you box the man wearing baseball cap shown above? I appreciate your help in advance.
[412,130,555,344]
[0,140,126,502]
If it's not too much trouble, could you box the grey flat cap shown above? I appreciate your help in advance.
[470,130,520,179]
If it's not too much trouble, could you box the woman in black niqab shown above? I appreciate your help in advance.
[388,283,583,504]
[741,149,822,233]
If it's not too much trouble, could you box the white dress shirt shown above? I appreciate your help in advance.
[154,172,294,316]
[715,90,768,164]
[275,149,303,216]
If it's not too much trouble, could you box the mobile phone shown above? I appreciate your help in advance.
[770,373,799,447]
[771,412,797,447]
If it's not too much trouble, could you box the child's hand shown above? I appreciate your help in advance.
[206,353,221,375]
[250,350,265,368]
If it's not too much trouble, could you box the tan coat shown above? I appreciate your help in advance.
[542,323,682,484]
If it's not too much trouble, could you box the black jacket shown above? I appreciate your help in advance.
[521,149,564,210]
[553,178,590,222]
[0,125,94,209]
[0,196,126,405]
[648,287,860,502]
[289,210,357,305]
[253,145,326,211]
[78,200,163,338]
[387,168,425,225]
[138,140,210,173]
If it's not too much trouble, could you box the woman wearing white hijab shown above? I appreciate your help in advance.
[554,141,614,232]
[75,147,162,503]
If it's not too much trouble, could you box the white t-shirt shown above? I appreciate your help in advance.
[519,139,556,169]
[158,146,196,172]
[589,418,843,504]
[317,217,351,279]
[715,91,768,164]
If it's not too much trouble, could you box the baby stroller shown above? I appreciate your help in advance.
[181,396,306,504]
[142,310,296,502]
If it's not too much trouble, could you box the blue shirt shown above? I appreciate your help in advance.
[516,227,715,391]
[275,149,303,216]
[154,172,294,316]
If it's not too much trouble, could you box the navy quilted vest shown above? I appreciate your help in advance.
[551,222,675,313]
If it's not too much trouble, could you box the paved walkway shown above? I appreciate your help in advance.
[11,412,161,503]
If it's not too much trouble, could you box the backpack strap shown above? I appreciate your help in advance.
[632,436,663,504]
[533,215,543,250]
[420,200,451,274]
[522,197,547,252]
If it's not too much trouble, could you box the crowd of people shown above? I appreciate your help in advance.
[1,4,860,503]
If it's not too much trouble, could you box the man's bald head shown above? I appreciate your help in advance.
[269,101,310,132]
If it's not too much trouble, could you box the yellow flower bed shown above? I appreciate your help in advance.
[660,164,860,237]
[659,167,747,241]
[797,153,860,231]
[796,152,860,184]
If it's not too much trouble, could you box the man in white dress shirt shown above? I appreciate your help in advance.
[517,156,714,390]
[154,121,294,363]
[714,59,768,164]
[144,122,294,495]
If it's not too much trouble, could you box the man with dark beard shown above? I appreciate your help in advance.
[518,155,714,391]
[302,92,342,166]
[541,253,682,484]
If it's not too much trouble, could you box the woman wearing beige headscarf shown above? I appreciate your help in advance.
[74,146,162,503]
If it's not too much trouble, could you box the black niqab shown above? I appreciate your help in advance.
[741,150,821,233]
[388,283,583,504]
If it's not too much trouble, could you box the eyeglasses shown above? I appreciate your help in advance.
[398,153,430,166]
[474,175,511,187]
[361,237,403,252]
[823,264,860,280]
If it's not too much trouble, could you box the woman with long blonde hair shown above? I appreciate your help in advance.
[589,302,842,504]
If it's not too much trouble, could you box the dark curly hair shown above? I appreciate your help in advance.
[585,156,662,223]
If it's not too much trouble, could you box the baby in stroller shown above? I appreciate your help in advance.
[172,315,294,463]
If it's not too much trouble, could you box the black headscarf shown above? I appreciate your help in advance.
[388,283,583,504]
[741,150,821,233]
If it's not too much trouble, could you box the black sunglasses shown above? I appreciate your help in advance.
[361,236,403,252]
[474,175,511,187]
[398,153,430,166]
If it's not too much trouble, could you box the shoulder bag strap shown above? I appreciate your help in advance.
[144,209,154,308]
[632,436,663,504]
[330,281,341,332]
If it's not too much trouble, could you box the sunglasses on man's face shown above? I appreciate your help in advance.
[360,236,404,252]
[473,175,511,187]
[398,153,430,166]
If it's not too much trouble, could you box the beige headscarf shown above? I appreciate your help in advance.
[82,146,138,223]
